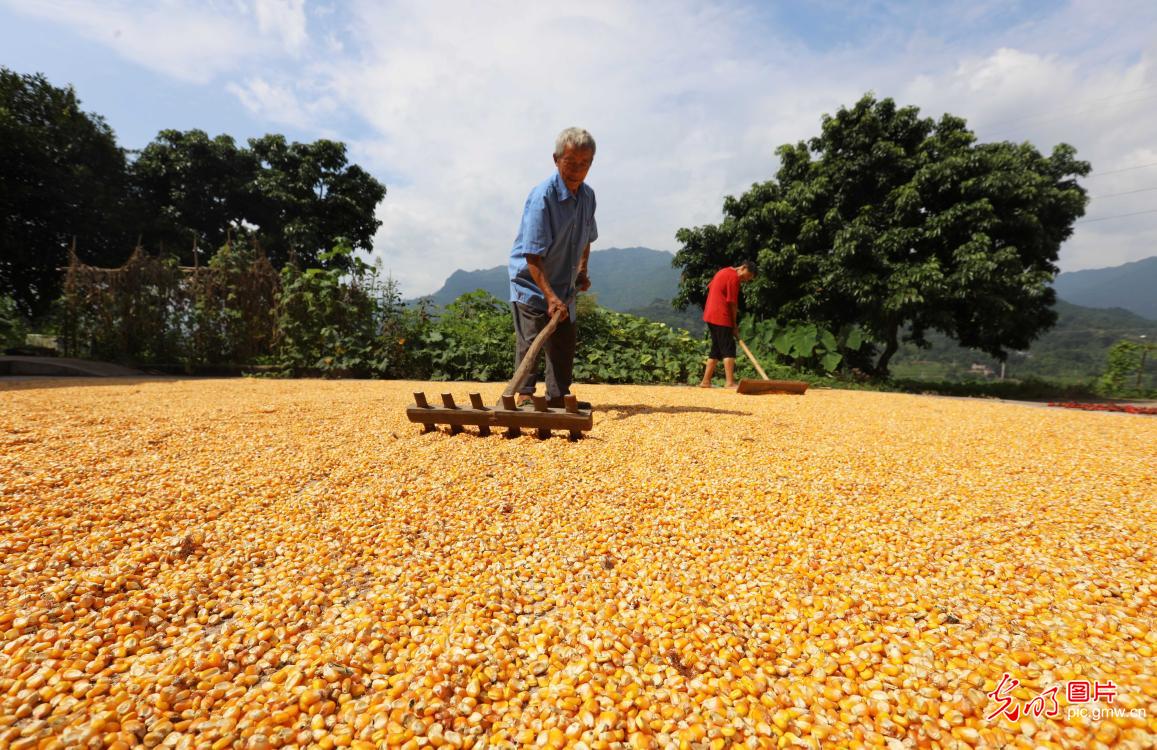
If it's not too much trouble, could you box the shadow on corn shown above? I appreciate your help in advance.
[597,404,751,421]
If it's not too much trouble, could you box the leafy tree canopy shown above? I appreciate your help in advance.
[674,94,1090,375]
[2,68,389,319]
[130,129,256,260]
[0,68,133,318]
[132,132,387,269]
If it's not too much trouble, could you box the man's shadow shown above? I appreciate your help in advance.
[596,403,751,421]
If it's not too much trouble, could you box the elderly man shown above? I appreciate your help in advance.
[508,127,598,408]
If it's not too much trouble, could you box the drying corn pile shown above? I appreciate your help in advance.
[1,378,1154,750]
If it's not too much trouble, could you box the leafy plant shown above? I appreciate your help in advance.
[271,243,380,376]
[0,294,26,349]
[409,290,513,381]
[58,246,185,364]
[187,241,279,366]
[370,273,425,379]
[738,317,865,374]
[1095,339,1156,398]
[576,299,704,384]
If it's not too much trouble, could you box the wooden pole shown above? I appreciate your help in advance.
[737,339,771,380]
[503,310,563,397]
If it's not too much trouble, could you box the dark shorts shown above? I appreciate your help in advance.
[707,323,736,360]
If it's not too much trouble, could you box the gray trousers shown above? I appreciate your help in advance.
[512,302,576,399]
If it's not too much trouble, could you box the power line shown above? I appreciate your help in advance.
[1082,162,1157,179]
[1075,208,1157,224]
[976,83,1157,130]
[1089,186,1157,200]
[983,93,1157,139]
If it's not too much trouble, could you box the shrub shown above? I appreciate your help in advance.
[271,245,381,377]
[1095,340,1156,398]
[409,291,513,381]
[0,295,26,350]
[576,298,704,384]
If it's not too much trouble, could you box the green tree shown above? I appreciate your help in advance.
[271,244,382,376]
[130,130,256,262]
[674,94,1090,376]
[1096,339,1156,397]
[130,132,386,270]
[248,135,386,269]
[0,295,26,349]
[0,68,133,318]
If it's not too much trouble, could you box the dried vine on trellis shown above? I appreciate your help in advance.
[59,241,280,368]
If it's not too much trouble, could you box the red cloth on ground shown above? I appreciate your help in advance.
[702,267,739,327]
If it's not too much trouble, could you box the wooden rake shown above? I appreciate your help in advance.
[735,339,809,395]
[407,310,594,439]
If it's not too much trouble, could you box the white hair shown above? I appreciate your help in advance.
[554,127,596,157]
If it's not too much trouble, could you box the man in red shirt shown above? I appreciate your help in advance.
[699,261,756,388]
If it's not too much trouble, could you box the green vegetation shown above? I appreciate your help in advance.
[887,300,1157,386]
[1,69,131,319]
[6,68,1151,405]
[1096,340,1157,399]
[271,246,389,377]
[674,93,1090,376]
[737,317,865,374]
[57,254,710,386]
[574,297,703,384]
[1,67,386,320]
[402,291,705,386]
[0,295,26,349]
[409,291,512,382]
[133,131,384,270]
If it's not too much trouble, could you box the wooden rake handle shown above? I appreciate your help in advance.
[738,339,771,380]
[503,309,564,397]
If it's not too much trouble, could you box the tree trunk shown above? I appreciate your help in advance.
[875,322,900,377]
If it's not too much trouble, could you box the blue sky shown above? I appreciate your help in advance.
[2,0,1156,297]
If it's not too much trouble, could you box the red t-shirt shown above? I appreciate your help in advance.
[702,267,740,327]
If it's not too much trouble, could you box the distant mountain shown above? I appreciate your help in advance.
[425,267,508,308]
[1053,257,1157,320]
[420,246,684,313]
[622,297,706,336]
[890,299,1157,384]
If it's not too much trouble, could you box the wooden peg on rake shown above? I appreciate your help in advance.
[407,390,493,436]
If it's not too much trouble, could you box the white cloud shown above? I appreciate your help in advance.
[312,0,1156,292]
[254,0,307,53]
[284,0,836,294]
[901,38,1157,272]
[226,76,336,131]
[1,0,307,83]
[5,0,1156,291]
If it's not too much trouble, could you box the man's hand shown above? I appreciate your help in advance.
[547,294,569,322]
[576,269,591,292]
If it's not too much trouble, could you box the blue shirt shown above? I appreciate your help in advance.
[509,171,598,318]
